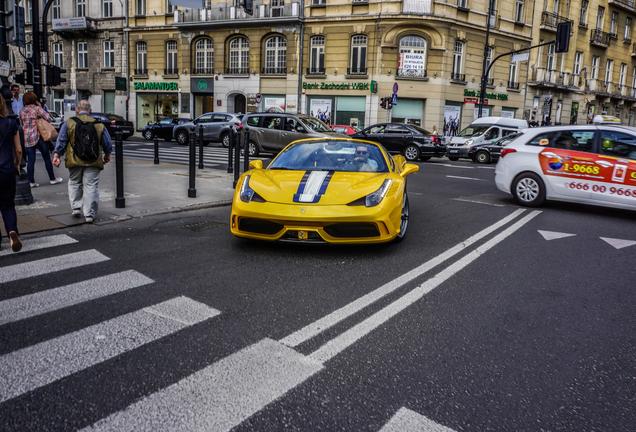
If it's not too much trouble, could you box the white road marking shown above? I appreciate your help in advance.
[452,198,506,207]
[82,338,323,432]
[600,237,636,250]
[0,234,77,257]
[432,164,475,170]
[280,209,526,348]
[0,296,219,403]
[380,408,457,432]
[538,230,577,241]
[0,271,154,325]
[476,165,497,170]
[309,210,541,363]
[445,175,483,181]
[0,250,110,284]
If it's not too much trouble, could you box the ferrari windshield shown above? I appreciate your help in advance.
[269,141,389,173]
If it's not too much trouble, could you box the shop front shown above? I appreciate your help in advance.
[303,80,373,128]
[191,77,215,118]
[133,81,179,130]
[391,98,425,126]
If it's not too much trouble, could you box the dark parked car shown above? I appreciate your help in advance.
[142,117,192,141]
[468,132,521,164]
[89,113,134,140]
[173,112,242,147]
[352,123,446,161]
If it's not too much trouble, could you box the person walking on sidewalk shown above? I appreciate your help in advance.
[0,95,23,252]
[52,100,112,224]
[19,92,63,188]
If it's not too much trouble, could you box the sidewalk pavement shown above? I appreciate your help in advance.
[2,159,236,235]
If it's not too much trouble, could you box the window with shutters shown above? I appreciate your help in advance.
[76,0,86,17]
[52,0,61,20]
[136,41,147,74]
[193,38,213,74]
[53,42,64,67]
[103,0,113,17]
[309,36,325,74]
[349,35,367,75]
[451,40,464,80]
[166,41,179,74]
[103,40,115,69]
[397,35,427,79]
[263,35,287,74]
[227,36,249,74]
[271,0,284,17]
[77,41,88,69]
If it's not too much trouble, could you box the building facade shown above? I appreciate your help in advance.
[527,0,636,126]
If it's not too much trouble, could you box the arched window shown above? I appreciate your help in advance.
[263,35,287,74]
[309,35,325,74]
[136,41,147,74]
[193,38,213,74]
[227,36,249,74]
[398,35,427,78]
[349,35,367,75]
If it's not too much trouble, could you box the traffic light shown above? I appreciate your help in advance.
[380,97,387,109]
[45,65,67,87]
[555,21,572,53]
[4,1,26,48]
[243,0,253,15]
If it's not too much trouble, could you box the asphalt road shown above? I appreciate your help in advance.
[0,158,634,431]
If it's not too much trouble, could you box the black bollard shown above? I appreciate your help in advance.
[188,129,197,198]
[227,128,234,174]
[153,137,159,164]
[243,128,250,173]
[198,125,204,169]
[233,126,241,188]
[115,131,125,208]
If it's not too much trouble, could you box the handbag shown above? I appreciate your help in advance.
[37,118,58,142]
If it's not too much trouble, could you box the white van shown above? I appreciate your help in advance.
[447,117,529,161]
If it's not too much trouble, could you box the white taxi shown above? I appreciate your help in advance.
[495,125,636,210]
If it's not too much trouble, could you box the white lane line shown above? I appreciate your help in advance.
[428,164,475,170]
[452,198,506,207]
[600,237,636,250]
[0,270,153,325]
[0,296,219,403]
[0,234,77,257]
[309,210,541,363]
[0,250,109,284]
[82,338,323,432]
[445,175,484,181]
[476,166,497,170]
[380,408,457,432]
[280,209,526,348]
[538,230,576,241]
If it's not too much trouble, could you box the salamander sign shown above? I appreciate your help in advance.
[134,82,179,91]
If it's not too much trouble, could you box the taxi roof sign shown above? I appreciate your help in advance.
[592,115,622,124]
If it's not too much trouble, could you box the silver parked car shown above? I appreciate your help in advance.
[243,113,344,156]
[49,111,63,130]
[173,112,242,147]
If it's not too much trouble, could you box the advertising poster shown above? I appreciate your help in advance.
[443,104,461,137]
[309,98,333,124]
[399,52,426,77]
[263,97,286,113]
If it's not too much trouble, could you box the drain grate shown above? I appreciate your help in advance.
[183,220,227,232]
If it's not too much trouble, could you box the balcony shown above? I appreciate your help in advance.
[175,1,300,27]
[261,66,287,75]
[133,68,148,76]
[540,11,571,31]
[192,67,213,75]
[224,67,250,76]
[608,0,636,13]
[450,72,466,82]
[164,67,179,77]
[590,29,611,48]
[396,68,428,80]
[403,0,433,15]
[306,67,326,76]
[51,17,97,37]
[588,79,611,95]
[531,68,557,86]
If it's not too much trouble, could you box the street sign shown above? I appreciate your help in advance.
[392,93,398,106]
[464,97,488,105]
[392,82,399,94]
[0,61,10,77]
[511,52,529,63]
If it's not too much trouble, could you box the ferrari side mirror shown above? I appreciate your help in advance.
[249,160,264,170]
[400,163,419,177]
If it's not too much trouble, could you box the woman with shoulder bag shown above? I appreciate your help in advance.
[0,95,23,252]
[19,92,63,188]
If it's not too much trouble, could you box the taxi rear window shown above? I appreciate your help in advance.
[527,130,595,152]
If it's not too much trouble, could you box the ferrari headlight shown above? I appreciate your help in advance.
[239,175,255,202]
[365,179,392,207]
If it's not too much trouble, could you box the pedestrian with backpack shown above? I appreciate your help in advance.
[52,100,112,224]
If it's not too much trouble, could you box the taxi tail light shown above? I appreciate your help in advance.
[500,148,517,158]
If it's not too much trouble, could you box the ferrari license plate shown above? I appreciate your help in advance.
[298,230,308,240]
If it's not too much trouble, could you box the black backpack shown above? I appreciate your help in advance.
[71,117,100,162]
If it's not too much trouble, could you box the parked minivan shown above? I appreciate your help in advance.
[243,113,344,156]
[446,117,528,161]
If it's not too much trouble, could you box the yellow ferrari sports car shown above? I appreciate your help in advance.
[230,137,419,244]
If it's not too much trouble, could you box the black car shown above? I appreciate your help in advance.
[142,117,192,141]
[352,123,446,161]
[89,113,134,140]
[468,132,522,164]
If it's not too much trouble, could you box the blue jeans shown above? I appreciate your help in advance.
[26,139,56,184]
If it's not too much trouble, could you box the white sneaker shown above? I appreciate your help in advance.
[50,177,63,185]
[85,217,94,224]
[72,209,82,218]
[30,182,39,188]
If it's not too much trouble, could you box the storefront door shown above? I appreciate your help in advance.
[233,94,246,114]
[392,99,424,126]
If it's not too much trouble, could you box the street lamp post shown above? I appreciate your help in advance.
[478,0,495,119]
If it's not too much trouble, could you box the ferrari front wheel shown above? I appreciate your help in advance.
[395,194,410,242]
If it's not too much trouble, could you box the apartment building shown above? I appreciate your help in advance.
[528,0,636,126]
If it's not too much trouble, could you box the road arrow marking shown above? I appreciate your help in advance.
[380,407,457,432]
[600,237,636,250]
[537,230,577,241]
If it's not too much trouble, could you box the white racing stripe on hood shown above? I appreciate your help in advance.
[298,171,329,203]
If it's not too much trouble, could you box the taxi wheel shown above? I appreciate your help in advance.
[403,145,420,161]
[395,194,410,242]
[475,151,491,164]
[512,172,546,207]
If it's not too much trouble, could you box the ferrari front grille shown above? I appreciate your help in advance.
[323,223,380,238]
[238,218,283,235]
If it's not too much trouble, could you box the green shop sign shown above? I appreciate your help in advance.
[134,81,179,91]
[464,88,508,101]
[303,82,370,91]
